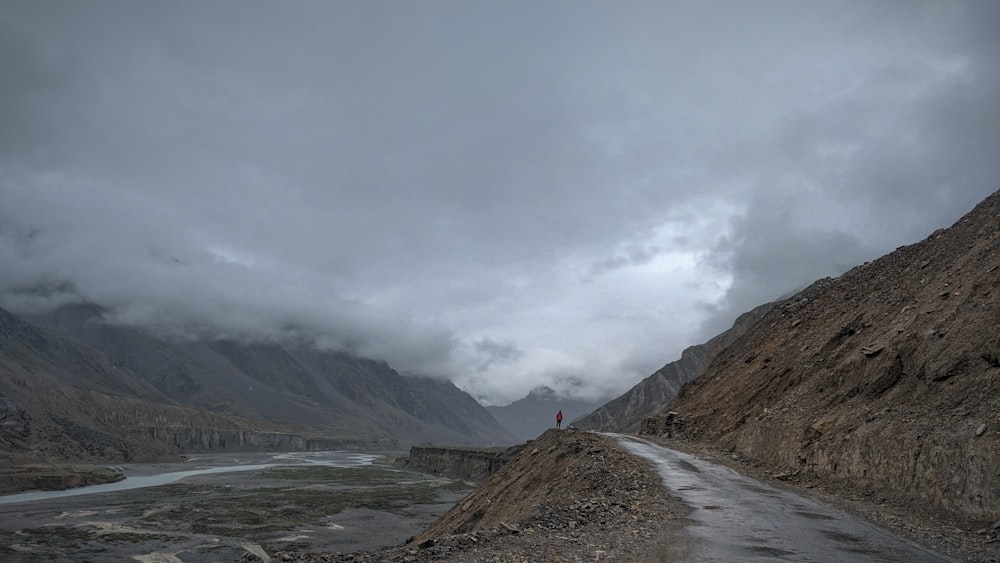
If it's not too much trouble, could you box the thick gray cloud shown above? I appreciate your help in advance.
[1,1,997,405]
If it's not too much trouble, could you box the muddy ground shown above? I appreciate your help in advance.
[0,454,471,562]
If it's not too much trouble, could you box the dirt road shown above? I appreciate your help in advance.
[615,434,956,562]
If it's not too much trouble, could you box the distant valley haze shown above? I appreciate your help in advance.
[1,0,998,406]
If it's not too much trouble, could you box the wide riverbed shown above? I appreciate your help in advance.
[0,451,470,562]
[0,451,379,505]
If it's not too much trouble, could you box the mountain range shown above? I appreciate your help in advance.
[0,303,513,463]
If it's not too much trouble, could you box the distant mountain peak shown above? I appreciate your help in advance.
[527,386,557,398]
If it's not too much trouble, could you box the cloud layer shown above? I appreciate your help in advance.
[2,1,998,404]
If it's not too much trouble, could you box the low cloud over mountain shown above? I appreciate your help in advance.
[2,1,998,404]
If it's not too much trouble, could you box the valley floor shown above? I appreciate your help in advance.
[0,454,469,562]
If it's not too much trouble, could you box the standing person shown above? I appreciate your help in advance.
[556,410,563,429]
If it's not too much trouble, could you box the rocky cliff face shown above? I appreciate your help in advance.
[643,189,1000,528]
[401,444,523,483]
[575,302,774,432]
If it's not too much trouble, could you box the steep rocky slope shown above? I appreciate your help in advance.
[575,301,774,432]
[643,189,1000,528]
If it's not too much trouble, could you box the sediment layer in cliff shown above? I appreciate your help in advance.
[401,444,523,483]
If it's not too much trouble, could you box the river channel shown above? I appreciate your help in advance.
[0,450,378,505]
[0,451,470,562]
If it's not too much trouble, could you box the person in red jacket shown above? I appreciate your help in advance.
[556,410,563,429]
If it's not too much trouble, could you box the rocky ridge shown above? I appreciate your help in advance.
[574,301,774,432]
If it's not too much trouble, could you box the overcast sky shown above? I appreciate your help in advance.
[1,1,997,405]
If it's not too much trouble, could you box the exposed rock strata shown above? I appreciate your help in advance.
[400,444,523,483]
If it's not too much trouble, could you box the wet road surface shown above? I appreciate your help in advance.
[614,434,956,562]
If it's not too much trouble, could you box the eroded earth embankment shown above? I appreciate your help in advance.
[399,444,523,484]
